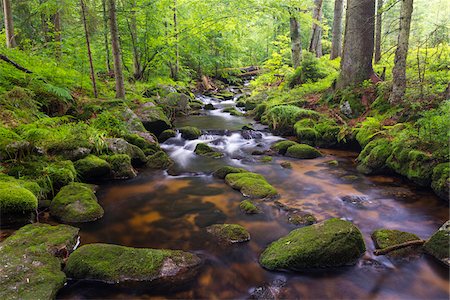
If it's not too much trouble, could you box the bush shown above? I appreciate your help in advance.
[288,52,328,88]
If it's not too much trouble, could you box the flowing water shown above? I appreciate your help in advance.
[58,91,449,299]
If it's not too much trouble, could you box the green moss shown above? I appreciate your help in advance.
[424,221,449,266]
[225,172,277,199]
[260,156,273,163]
[355,117,383,148]
[271,140,298,155]
[65,243,201,283]
[50,182,103,223]
[265,106,319,135]
[135,104,171,136]
[239,200,260,214]
[44,160,77,192]
[285,144,322,159]
[194,143,224,158]
[288,213,317,226]
[372,229,421,257]
[158,129,177,142]
[74,155,111,181]
[0,126,22,161]
[213,166,248,179]
[294,125,317,145]
[357,138,392,174]
[146,151,173,169]
[106,138,147,166]
[280,161,292,169]
[405,150,437,186]
[106,154,137,179]
[0,181,38,217]
[206,224,250,243]
[326,160,339,166]
[431,163,449,201]
[222,107,243,116]
[123,133,160,155]
[314,120,341,148]
[178,126,202,140]
[260,218,366,270]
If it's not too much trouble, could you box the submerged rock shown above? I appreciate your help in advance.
[372,229,421,258]
[0,181,38,225]
[50,183,104,223]
[260,218,366,270]
[65,243,202,284]
[178,126,202,140]
[280,161,292,169]
[194,143,224,158]
[0,223,79,300]
[213,165,248,179]
[285,144,322,159]
[225,172,277,199]
[424,220,450,266]
[74,155,111,181]
[249,278,286,300]
[239,200,260,214]
[206,224,250,243]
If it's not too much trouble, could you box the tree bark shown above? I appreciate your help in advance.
[290,16,302,69]
[374,0,383,64]
[108,0,125,99]
[102,0,112,73]
[309,0,323,58]
[337,0,376,89]
[130,0,141,80]
[2,0,16,48]
[389,0,414,104]
[330,0,344,59]
[81,0,98,98]
[53,10,62,60]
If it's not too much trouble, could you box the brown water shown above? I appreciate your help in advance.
[57,94,449,299]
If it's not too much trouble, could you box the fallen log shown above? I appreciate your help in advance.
[373,239,426,256]
[0,54,33,73]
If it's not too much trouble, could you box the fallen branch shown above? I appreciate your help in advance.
[0,54,33,73]
[373,239,426,256]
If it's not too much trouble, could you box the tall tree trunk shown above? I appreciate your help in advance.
[53,10,62,60]
[172,0,179,80]
[309,0,323,57]
[2,0,16,48]
[374,0,383,64]
[130,0,141,80]
[81,0,98,98]
[330,0,344,59]
[102,0,112,73]
[337,0,376,89]
[108,0,125,99]
[290,16,302,69]
[389,0,413,104]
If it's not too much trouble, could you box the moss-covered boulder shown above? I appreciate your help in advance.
[280,161,292,169]
[194,143,223,158]
[158,129,177,143]
[146,151,173,169]
[178,126,202,140]
[239,200,260,214]
[50,183,104,223]
[271,140,298,155]
[294,123,317,146]
[74,155,111,181]
[225,172,277,199]
[123,132,159,155]
[106,138,147,166]
[0,181,38,225]
[372,229,421,258]
[206,224,250,243]
[106,154,137,179]
[0,223,79,300]
[204,103,215,110]
[213,166,249,179]
[288,213,317,226]
[285,144,322,159]
[431,163,449,201]
[0,126,22,161]
[357,139,393,174]
[260,218,365,270]
[135,102,171,136]
[222,107,243,116]
[424,221,449,266]
[65,243,201,284]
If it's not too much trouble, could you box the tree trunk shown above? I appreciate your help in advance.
[374,0,383,64]
[54,10,62,60]
[172,0,179,80]
[309,0,323,58]
[108,0,125,99]
[389,0,413,104]
[130,0,141,80]
[81,0,98,98]
[337,0,376,89]
[102,0,112,73]
[2,0,16,48]
[290,16,302,69]
[330,0,344,59]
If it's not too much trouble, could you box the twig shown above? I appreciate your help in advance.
[0,54,33,73]
[373,239,426,256]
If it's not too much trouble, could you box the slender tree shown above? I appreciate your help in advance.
[108,0,125,99]
[2,0,17,48]
[102,0,112,73]
[129,0,141,80]
[290,13,302,69]
[172,0,180,80]
[309,0,323,57]
[80,0,98,98]
[53,9,62,60]
[337,0,376,89]
[374,0,383,63]
[330,0,344,59]
[389,0,414,103]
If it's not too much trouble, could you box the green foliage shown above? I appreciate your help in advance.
[288,52,329,88]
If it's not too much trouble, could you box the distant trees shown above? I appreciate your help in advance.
[330,0,344,59]
[80,0,98,98]
[2,0,16,48]
[309,0,323,57]
[108,0,125,99]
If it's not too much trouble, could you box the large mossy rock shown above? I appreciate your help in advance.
[106,154,137,179]
[285,144,322,159]
[194,143,223,158]
[260,218,366,270]
[0,223,79,300]
[74,155,111,181]
[135,102,172,136]
[225,172,277,199]
[239,200,260,214]
[357,138,392,174]
[50,183,104,223]
[65,243,202,285]
[178,126,202,140]
[271,140,298,155]
[0,181,38,225]
[146,151,173,169]
[431,163,449,201]
[371,229,421,258]
[105,138,147,166]
[159,129,177,143]
[206,224,250,243]
[424,221,450,266]
[213,166,248,179]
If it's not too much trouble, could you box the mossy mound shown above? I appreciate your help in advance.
[271,140,298,155]
[293,126,317,146]
[206,224,250,243]
[424,221,449,266]
[0,126,25,161]
[371,229,421,257]
[222,107,243,116]
[285,144,322,159]
[265,106,321,135]
[158,129,177,143]
[65,243,201,284]
[123,133,160,156]
[239,200,260,214]
[260,156,273,163]
[194,143,224,158]
[213,166,249,179]
[178,126,202,140]
[0,223,79,300]
[280,161,292,169]
[357,139,392,174]
[225,172,277,199]
[259,218,366,270]
[106,154,137,179]
[106,138,147,166]
[431,163,449,201]
[0,181,38,225]
[135,103,171,136]
[204,103,215,110]
[146,151,173,169]
[74,155,111,181]
[50,183,104,223]
[288,213,317,226]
